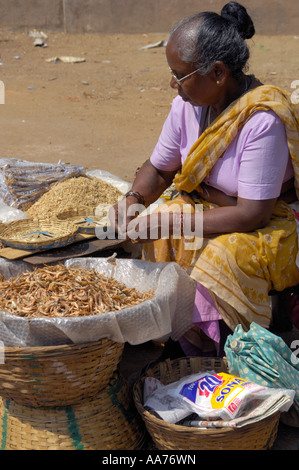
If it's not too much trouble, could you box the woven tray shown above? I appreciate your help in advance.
[56,206,107,234]
[0,371,146,450]
[0,339,124,407]
[0,218,78,249]
[133,357,281,450]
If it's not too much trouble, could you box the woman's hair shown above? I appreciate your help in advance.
[170,2,255,80]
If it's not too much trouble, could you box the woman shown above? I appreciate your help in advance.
[113,2,299,356]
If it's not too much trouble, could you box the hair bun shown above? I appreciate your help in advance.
[221,2,255,39]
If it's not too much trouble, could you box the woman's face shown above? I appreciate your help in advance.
[166,36,220,108]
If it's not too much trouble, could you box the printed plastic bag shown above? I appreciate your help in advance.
[144,370,294,426]
[168,371,294,421]
[224,322,299,413]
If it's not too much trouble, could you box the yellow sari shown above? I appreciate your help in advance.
[143,85,299,333]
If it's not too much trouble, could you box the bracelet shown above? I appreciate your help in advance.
[124,191,145,206]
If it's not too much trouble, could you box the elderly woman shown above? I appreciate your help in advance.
[113,2,299,356]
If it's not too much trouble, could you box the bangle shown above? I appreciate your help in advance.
[124,191,145,206]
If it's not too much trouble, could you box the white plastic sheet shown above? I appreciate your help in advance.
[0,257,196,347]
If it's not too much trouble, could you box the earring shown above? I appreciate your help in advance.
[217,80,220,85]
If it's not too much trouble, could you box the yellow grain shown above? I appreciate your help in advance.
[26,176,123,219]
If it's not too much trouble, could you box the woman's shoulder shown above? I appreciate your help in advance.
[242,108,286,136]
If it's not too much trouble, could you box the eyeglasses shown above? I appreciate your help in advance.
[169,66,201,86]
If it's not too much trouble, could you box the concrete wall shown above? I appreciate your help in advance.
[0,0,298,35]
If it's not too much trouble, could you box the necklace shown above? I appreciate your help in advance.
[207,75,253,127]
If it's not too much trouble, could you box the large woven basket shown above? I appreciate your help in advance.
[0,218,78,249]
[0,339,124,407]
[133,357,281,450]
[0,371,146,450]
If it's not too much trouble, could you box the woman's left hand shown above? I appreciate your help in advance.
[124,212,177,244]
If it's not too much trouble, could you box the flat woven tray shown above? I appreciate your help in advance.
[0,218,78,249]
[56,206,107,234]
[133,356,281,450]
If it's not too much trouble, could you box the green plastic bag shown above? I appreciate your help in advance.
[224,322,299,413]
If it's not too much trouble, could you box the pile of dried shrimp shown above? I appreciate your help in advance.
[0,264,154,318]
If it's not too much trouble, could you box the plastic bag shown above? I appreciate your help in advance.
[144,370,295,426]
[0,158,86,210]
[224,322,299,413]
[168,371,285,420]
[86,169,131,195]
[0,257,196,347]
[0,201,29,223]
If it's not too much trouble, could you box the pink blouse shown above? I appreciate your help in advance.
[150,95,293,200]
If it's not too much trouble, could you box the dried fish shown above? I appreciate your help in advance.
[0,264,154,318]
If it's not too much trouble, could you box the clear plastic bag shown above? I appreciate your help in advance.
[0,257,196,347]
[0,158,86,210]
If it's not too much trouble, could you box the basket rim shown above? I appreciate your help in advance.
[1,337,120,354]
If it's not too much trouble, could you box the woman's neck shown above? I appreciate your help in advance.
[211,74,255,117]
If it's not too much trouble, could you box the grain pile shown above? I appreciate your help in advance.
[26,176,123,219]
[0,264,154,318]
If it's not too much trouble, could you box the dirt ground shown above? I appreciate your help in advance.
[0,30,298,451]
[0,30,298,184]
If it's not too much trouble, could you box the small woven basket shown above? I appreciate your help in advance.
[0,218,78,249]
[56,206,107,234]
[133,357,280,450]
[0,339,124,407]
[0,371,146,450]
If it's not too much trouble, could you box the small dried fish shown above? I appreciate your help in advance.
[0,264,154,318]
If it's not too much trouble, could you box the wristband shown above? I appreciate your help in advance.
[124,191,145,206]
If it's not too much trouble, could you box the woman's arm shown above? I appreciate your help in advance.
[130,159,178,207]
[200,196,277,237]
[124,195,277,243]
[199,178,297,237]
[111,160,178,233]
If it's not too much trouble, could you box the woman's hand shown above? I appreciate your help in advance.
[124,210,201,244]
[124,212,177,244]
[108,160,178,238]
[108,195,144,236]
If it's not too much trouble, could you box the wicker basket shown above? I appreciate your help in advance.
[0,339,124,407]
[56,206,107,234]
[133,357,281,450]
[0,371,146,450]
[0,218,78,249]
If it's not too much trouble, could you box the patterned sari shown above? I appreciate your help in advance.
[142,85,299,333]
